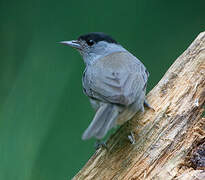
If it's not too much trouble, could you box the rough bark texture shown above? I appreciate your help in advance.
[73,32,205,180]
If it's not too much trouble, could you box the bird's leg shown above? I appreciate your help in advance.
[144,99,155,111]
[126,120,136,144]
[94,140,108,150]
[128,131,136,144]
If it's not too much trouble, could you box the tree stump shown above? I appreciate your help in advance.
[73,32,205,180]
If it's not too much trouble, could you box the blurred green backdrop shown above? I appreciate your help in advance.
[0,0,204,179]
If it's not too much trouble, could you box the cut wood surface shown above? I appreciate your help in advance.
[73,32,205,180]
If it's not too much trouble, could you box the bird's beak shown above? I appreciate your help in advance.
[59,40,82,50]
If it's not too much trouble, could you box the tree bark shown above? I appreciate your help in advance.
[73,32,205,180]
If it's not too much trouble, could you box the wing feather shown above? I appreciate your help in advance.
[83,52,149,106]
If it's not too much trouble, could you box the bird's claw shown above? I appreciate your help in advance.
[128,131,136,144]
[94,140,108,150]
[144,100,155,112]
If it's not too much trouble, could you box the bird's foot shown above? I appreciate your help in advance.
[144,100,155,112]
[128,131,136,144]
[94,140,108,150]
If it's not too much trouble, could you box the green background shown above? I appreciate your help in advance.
[0,0,204,179]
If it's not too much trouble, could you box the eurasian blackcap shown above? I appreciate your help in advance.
[60,32,149,144]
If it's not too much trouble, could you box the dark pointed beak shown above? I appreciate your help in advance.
[59,40,82,50]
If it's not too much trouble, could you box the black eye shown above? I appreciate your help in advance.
[87,39,94,46]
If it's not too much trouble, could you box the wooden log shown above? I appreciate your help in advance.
[73,32,205,180]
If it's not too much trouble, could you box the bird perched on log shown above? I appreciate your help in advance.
[60,32,150,147]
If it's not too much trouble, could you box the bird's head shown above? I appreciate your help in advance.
[60,32,125,65]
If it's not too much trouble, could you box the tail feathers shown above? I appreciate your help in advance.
[95,106,119,139]
[82,104,119,140]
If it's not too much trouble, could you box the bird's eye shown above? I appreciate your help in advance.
[87,39,94,46]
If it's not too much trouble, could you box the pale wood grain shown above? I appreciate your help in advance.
[73,32,205,180]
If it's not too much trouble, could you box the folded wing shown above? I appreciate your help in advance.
[83,52,149,106]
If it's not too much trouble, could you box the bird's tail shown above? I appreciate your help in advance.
[82,103,119,140]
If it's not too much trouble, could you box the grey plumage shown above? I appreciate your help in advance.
[82,51,148,139]
[60,32,149,141]
[82,103,119,140]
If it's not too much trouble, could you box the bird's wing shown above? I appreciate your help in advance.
[84,52,149,106]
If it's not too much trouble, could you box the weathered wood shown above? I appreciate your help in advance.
[73,32,205,180]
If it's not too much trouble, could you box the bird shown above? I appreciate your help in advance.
[60,32,150,146]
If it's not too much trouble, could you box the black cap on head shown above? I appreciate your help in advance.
[78,32,118,45]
